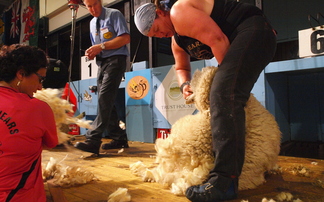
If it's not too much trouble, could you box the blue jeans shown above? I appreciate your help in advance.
[86,55,127,142]
[208,15,277,191]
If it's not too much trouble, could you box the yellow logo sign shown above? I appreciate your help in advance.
[103,32,113,39]
[127,76,149,100]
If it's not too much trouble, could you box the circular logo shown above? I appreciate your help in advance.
[127,76,149,100]
[103,32,113,39]
[167,80,182,101]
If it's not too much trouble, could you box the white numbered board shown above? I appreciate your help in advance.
[299,26,324,58]
[81,56,99,80]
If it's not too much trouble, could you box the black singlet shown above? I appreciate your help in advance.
[173,0,263,59]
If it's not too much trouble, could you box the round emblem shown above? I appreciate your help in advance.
[103,32,113,39]
[167,80,182,101]
[127,76,149,100]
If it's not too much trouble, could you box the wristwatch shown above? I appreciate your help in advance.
[180,81,191,94]
[100,43,105,50]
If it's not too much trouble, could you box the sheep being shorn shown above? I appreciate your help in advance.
[34,88,92,145]
[130,66,281,195]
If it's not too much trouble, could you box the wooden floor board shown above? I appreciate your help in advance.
[43,138,324,202]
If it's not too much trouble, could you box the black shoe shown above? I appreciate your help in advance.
[185,180,237,202]
[101,139,129,150]
[74,140,101,155]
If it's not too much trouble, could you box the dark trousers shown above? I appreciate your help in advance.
[208,15,277,191]
[86,55,127,142]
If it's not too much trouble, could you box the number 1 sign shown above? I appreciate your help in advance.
[81,56,99,80]
[299,25,324,58]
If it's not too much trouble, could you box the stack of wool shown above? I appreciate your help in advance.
[42,157,98,187]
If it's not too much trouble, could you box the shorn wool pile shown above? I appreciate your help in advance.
[130,66,281,195]
[42,156,98,187]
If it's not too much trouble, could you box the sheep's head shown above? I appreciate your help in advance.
[185,66,218,112]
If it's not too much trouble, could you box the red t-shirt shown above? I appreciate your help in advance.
[0,87,58,202]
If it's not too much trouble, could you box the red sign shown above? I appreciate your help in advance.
[68,124,80,135]
[157,128,171,139]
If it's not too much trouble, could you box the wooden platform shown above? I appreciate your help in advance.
[43,136,324,202]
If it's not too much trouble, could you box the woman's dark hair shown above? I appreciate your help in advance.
[0,44,48,82]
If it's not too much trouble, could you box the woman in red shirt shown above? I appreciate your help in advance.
[0,44,58,202]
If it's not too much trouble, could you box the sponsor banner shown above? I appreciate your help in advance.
[154,66,196,126]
